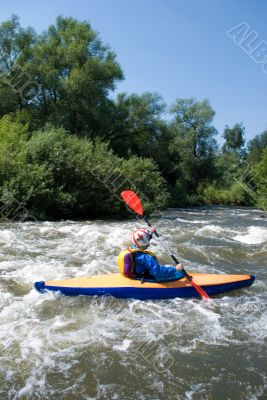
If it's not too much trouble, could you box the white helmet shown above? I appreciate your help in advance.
[131,228,151,247]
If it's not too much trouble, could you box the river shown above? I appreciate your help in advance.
[0,207,266,400]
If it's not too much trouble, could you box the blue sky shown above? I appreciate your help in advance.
[1,0,267,144]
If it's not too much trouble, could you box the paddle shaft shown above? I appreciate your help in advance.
[144,217,192,281]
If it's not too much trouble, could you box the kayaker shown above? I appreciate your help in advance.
[118,228,185,281]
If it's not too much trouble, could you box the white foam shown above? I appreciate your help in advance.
[0,229,16,243]
[57,226,75,234]
[113,339,132,352]
[39,226,56,234]
[234,226,267,244]
[176,217,209,224]
[247,312,267,341]
[194,225,226,237]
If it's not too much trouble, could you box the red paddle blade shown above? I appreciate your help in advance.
[190,280,210,300]
[121,190,143,216]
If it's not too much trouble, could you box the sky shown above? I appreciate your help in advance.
[1,0,267,144]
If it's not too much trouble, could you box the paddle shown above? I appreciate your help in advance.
[121,190,210,300]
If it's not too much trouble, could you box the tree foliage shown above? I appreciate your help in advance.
[0,119,169,219]
[170,98,217,158]
[108,92,167,158]
[168,98,218,200]
[222,123,245,156]
[252,147,267,210]
[0,15,266,218]
[246,130,267,164]
[0,115,28,183]
[0,15,36,114]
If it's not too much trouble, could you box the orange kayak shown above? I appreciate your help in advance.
[35,272,255,299]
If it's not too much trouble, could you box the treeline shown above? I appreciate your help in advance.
[0,15,266,220]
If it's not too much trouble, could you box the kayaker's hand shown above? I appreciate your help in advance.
[176,263,184,271]
[149,227,156,235]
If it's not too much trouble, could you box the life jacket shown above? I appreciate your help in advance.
[118,248,158,278]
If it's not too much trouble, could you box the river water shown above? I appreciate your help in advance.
[0,207,266,400]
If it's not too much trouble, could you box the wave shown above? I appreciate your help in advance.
[233,226,267,245]
[0,229,17,243]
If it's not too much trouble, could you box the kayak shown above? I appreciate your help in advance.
[34,272,255,300]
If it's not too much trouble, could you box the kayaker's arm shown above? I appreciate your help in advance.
[134,252,181,281]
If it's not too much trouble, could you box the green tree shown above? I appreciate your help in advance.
[222,123,245,156]
[170,98,217,158]
[0,127,168,219]
[246,130,267,164]
[169,98,218,199]
[107,92,167,158]
[0,15,36,114]
[27,16,123,134]
[24,128,120,217]
[120,156,170,213]
[213,152,240,186]
[252,147,267,210]
[0,115,28,183]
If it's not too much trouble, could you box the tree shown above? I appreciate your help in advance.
[252,147,267,210]
[27,16,123,134]
[0,15,36,115]
[0,115,28,184]
[222,123,245,156]
[246,130,267,164]
[120,156,170,213]
[0,127,169,219]
[0,15,124,133]
[107,92,167,158]
[170,98,217,159]
[169,98,218,197]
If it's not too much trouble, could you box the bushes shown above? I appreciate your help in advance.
[0,115,29,183]
[0,122,170,219]
[252,147,267,210]
[202,185,223,204]
[120,157,170,213]
[26,129,169,217]
[202,182,253,206]
[0,113,265,219]
[1,163,54,217]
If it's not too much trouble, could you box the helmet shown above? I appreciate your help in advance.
[131,228,151,247]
